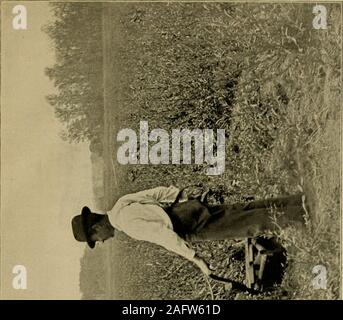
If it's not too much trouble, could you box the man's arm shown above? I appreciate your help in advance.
[138,186,188,204]
[123,218,211,275]
[117,186,182,206]
[116,185,208,210]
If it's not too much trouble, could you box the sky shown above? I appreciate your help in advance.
[1,2,94,299]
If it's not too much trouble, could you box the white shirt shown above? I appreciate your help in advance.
[108,186,196,262]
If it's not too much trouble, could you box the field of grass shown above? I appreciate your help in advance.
[100,2,341,300]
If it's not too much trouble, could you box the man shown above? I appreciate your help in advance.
[72,185,306,276]
[72,186,213,275]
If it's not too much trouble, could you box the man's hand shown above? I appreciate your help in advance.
[193,255,212,276]
[178,189,189,202]
[180,185,209,203]
[183,185,203,199]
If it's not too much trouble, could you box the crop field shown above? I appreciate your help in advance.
[99,2,341,300]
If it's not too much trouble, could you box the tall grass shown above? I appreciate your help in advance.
[104,2,341,299]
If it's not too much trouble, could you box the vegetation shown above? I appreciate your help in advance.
[46,2,341,300]
[44,3,104,144]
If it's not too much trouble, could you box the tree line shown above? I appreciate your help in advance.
[44,3,104,145]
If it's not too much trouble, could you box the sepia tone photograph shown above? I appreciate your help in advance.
[1,0,342,301]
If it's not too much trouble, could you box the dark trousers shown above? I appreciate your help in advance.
[167,195,306,241]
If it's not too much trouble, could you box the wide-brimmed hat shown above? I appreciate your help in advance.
[71,206,96,249]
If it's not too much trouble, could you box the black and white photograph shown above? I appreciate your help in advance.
[1,0,342,300]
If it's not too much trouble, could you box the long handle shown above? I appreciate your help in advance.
[209,274,258,294]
